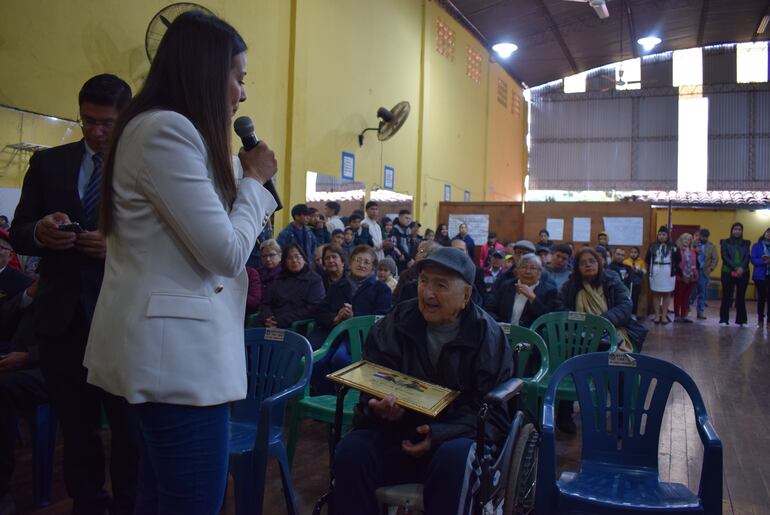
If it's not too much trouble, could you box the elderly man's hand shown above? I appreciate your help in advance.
[368,395,405,422]
[402,425,432,457]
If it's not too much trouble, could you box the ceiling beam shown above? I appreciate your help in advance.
[535,0,579,74]
[624,0,639,59]
[697,0,710,47]
[752,0,770,41]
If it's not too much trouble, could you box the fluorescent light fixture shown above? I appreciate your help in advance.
[492,42,518,59]
[638,36,662,52]
[758,15,769,34]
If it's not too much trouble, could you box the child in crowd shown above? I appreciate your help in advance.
[382,235,407,273]
[623,246,647,317]
[331,228,345,247]
[376,257,399,292]
[342,227,356,257]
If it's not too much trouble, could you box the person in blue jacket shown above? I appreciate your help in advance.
[750,227,770,326]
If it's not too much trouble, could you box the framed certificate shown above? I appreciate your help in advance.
[327,360,459,417]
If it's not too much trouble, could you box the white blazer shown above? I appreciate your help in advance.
[84,110,277,406]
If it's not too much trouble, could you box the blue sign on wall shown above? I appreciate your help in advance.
[384,166,395,190]
[341,151,355,180]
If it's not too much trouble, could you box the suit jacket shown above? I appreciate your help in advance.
[485,279,562,328]
[10,140,105,335]
[83,110,277,406]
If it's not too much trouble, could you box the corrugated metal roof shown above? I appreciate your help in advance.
[620,190,770,206]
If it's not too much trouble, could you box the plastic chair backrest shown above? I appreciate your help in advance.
[503,323,550,382]
[313,315,377,363]
[530,311,618,369]
[290,318,316,336]
[231,328,313,423]
[546,352,710,471]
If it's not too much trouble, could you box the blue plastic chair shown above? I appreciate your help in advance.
[228,328,313,515]
[536,352,722,514]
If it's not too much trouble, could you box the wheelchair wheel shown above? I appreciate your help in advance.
[503,423,538,515]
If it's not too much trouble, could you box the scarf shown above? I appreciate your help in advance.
[575,282,633,352]
[680,247,696,281]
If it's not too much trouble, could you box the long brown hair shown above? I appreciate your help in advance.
[570,247,605,289]
[99,11,246,234]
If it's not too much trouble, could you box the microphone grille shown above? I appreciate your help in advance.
[233,116,254,137]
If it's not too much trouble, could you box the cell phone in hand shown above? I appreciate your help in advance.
[58,223,84,233]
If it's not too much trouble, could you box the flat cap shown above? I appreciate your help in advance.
[416,247,476,285]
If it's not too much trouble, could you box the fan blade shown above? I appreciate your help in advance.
[592,2,609,18]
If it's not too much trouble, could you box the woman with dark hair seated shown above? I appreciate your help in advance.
[560,247,647,353]
[311,245,392,391]
[257,243,325,328]
[485,253,562,328]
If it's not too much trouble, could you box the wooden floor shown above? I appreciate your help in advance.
[9,303,769,514]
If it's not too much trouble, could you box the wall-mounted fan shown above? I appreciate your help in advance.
[145,2,215,62]
[358,102,410,146]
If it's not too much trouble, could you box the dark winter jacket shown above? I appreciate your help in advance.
[485,279,563,328]
[720,237,751,275]
[560,270,648,349]
[354,299,513,446]
[258,267,325,328]
[314,274,391,330]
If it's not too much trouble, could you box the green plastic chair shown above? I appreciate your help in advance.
[526,311,619,422]
[290,318,316,337]
[285,315,377,468]
[500,322,550,423]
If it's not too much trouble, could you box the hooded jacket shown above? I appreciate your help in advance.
[355,298,513,446]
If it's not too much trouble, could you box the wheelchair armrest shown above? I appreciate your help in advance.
[483,378,524,405]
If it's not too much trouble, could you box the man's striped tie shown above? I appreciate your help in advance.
[82,152,103,229]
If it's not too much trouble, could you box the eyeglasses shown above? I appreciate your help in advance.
[261,252,279,259]
[519,266,540,272]
[352,257,373,266]
[78,117,116,129]
[285,254,304,262]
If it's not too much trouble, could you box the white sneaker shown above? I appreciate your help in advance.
[739,323,748,328]
[719,322,729,327]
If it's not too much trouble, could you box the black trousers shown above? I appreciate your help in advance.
[38,308,140,515]
[0,368,48,497]
[719,273,749,325]
[755,278,770,322]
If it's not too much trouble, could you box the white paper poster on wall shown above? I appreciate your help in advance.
[448,214,489,248]
[545,218,564,241]
[603,217,644,246]
[572,217,592,242]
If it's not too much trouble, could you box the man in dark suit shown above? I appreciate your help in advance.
[10,75,138,515]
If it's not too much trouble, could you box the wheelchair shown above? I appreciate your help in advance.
[312,342,540,515]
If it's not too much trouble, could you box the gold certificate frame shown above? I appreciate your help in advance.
[327,360,459,417]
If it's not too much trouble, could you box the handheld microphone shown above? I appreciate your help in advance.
[233,116,282,211]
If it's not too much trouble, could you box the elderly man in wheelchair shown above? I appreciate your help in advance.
[331,247,534,515]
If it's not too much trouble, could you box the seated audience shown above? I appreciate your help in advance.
[311,245,391,388]
[424,229,435,241]
[377,257,399,292]
[277,203,317,261]
[257,244,324,328]
[538,229,553,250]
[332,247,512,515]
[750,228,770,326]
[674,233,699,323]
[483,249,506,293]
[478,231,503,268]
[245,266,261,317]
[383,234,408,274]
[342,227,356,257]
[546,243,573,290]
[597,232,612,261]
[435,224,451,246]
[536,245,551,266]
[392,240,441,304]
[257,239,283,313]
[560,247,647,353]
[0,245,43,513]
[321,243,346,290]
[622,246,647,318]
[512,240,536,263]
[451,223,475,260]
[313,244,327,272]
[331,228,344,247]
[486,253,562,327]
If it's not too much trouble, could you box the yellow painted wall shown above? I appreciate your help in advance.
[417,0,490,226]
[0,0,528,227]
[485,63,526,202]
[289,0,422,224]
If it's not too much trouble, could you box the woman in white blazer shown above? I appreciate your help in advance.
[83,12,277,515]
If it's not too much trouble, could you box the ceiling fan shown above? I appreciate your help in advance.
[565,0,609,19]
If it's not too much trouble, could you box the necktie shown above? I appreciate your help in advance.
[82,152,103,229]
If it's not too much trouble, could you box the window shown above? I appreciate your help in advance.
[673,48,703,87]
[564,72,588,93]
[615,58,641,90]
[737,42,768,83]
